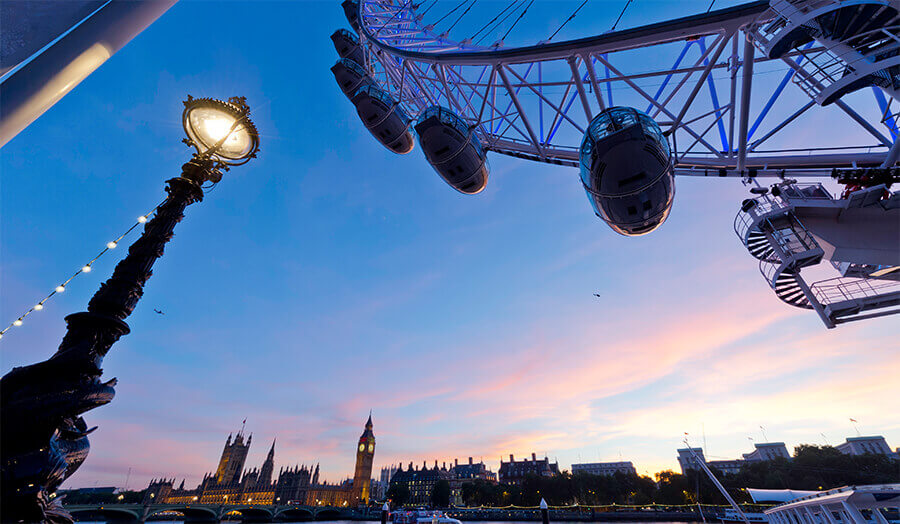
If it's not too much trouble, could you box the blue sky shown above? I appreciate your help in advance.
[1,0,898,489]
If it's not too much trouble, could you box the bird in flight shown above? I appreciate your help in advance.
[593,293,601,298]
[153,309,165,315]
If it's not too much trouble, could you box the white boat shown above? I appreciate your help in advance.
[391,510,463,524]
[755,485,900,524]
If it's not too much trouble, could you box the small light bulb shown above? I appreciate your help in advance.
[138,215,147,223]
[34,303,44,311]
[107,241,117,249]
[14,319,23,326]
[82,265,92,273]
[56,285,65,293]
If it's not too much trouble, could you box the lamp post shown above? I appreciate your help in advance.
[0,95,259,524]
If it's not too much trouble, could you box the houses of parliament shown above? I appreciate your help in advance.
[144,415,376,506]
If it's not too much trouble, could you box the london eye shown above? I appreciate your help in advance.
[330,0,900,329]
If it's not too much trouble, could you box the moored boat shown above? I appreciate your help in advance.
[721,508,769,523]
[391,509,463,524]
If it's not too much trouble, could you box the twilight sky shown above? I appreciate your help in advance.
[1,0,898,490]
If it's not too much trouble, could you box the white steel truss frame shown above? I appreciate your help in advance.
[350,0,899,177]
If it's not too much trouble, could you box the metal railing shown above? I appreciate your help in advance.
[753,0,840,52]
[767,484,900,512]
[765,214,821,259]
[778,182,832,202]
[811,276,900,305]
[759,258,783,287]
[789,25,900,100]
[751,0,900,100]
[733,195,791,241]
[767,0,839,22]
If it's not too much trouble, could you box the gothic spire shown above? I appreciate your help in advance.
[360,412,374,439]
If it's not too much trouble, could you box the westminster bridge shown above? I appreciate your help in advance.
[65,503,365,522]
[65,503,711,522]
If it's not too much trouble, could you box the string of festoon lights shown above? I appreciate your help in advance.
[0,199,168,341]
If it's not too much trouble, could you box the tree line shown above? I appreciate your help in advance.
[390,445,898,508]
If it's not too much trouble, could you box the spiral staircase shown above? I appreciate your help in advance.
[735,182,900,327]
[750,0,900,105]
[735,192,823,310]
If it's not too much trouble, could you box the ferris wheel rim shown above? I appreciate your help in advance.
[347,0,897,175]
[357,0,772,64]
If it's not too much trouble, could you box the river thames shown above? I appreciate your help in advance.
[76,520,702,524]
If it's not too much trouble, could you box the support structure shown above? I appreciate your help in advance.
[331,0,899,328]
[347,0,898,174]
[0,0,178,147]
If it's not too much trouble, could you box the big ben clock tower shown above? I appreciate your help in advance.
[352,413,375,505]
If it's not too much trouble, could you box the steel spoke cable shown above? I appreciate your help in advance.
[0,200,167,341]
[501,0,534,42]
[470,0,518,41]
[475,0,524,45]
[548,0,590,42]
[609,0,633,32]
[418,0,440,17]
[373,0,414,36]
[446,0,477,34]
[432,0,470,28]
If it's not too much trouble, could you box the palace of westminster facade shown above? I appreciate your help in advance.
[144,415,376,506]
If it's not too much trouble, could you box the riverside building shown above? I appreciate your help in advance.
[677,443,791,475]
[676,436,898,475]
[497,453,560,485]
[387,458,497,506]
[571,461,637,476]
[836,436,898,457]
[389,461,455,505]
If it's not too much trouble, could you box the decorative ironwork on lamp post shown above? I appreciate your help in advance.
[0,96,259,524]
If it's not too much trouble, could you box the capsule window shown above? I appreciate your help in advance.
[618,172,648,188]
[627,206,637,215]
[643,200,652,211]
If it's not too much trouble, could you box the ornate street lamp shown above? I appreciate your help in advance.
[0,96,259,523]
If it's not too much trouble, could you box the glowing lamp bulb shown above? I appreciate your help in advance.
[202,115,235,142]
[107,241,117,249]
[182,97,259,163]
[82,265,92,273]
[34,303,44,311]
[138,215,148,223]
[56,285,65,293]
[14,319,23,326]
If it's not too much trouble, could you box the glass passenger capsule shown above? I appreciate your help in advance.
[331,58,374,99]
[331,29,366,66]
[579,106,675,236]
[350,84,415,154]
[342,0,361,33]
[414,106,489,195]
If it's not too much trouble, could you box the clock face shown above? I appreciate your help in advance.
[367,442,374,452]
[359,443,365,452]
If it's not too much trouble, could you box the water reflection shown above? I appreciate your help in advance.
[78,520,695,524]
